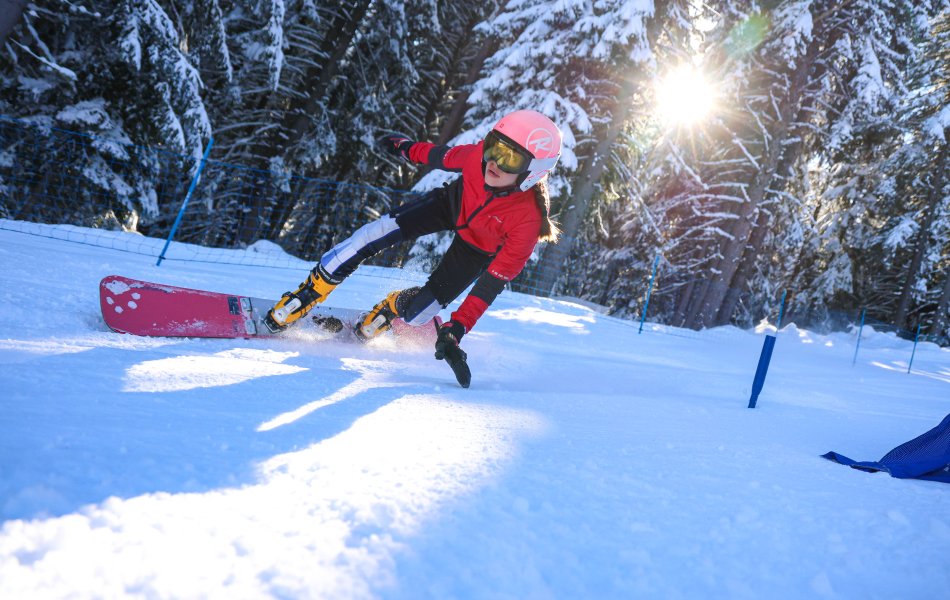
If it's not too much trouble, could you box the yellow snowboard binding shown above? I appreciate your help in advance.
[264,266,338,333]
[355,290,403,341]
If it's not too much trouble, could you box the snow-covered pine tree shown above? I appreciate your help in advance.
[113,0,211,159]
[0,0,29,48]
[244,0,441,258]
[608,0,809,327]
[183,0,234,86]
[207,0,290,169]
[580,0,702,314]
[319,0,440,186]
[179,0,295,249]
[864,3,950,333]
[183,0,407,253]
[614,0,943,329]
[0,0,212,231]
[783,0,948,331]
[680,0,837,328]
[279,0,445,258]
[926,90,950,340]
[1,1,92,224]
[423,4,503,147]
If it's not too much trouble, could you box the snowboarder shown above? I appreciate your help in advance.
[263,109,563,385]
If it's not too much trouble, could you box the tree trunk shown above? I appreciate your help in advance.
[930,268,950,338]
[0,0,28,47]
[672,279,696,327]
[533,0,686,296]
[436,36,497,145]
[285,0,374,148]
[684,170,768,329]
[716,132,813,325]
[712,31,834,325]
[533,74,640,295]
[685,36,820,329]
[692,277,716,323]
[893,143,949,328]
[260,0,374,241]
[716,207,769,324]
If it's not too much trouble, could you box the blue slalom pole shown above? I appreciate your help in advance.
[776,289,787,329]
[908,322,921,374]
[747,289,788,409]
[157,137,214,266]
[748,334,776,409]
[639,255,660,334]
[852,308,866,367]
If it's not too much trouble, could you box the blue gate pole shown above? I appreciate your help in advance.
[748,289,786,409]
[776,289,787,330]
[748,334,777,409]
[908,322,921,374]
[852,308,866,367]
[157,137,214,266]
[639,255,660,334]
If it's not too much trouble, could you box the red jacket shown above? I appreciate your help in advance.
[408,141,543,331]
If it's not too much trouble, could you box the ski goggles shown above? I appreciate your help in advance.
[483,131,532,174]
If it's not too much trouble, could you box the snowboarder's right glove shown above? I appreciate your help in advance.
[434,320,466,362]
[381,135,414,160]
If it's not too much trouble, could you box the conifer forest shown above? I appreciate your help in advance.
[1,0,948,339]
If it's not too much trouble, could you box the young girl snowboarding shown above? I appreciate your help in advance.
[263,109,563,387]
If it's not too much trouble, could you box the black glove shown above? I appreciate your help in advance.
[381,134,414,160]
[434,320,466,361]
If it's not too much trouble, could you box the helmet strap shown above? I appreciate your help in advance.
[516,172,530,190]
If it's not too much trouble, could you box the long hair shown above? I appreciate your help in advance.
[533,178,560,243]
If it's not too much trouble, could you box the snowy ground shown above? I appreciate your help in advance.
[1,221,948,599]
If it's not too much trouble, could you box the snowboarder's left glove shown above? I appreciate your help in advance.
[435,320,470,388]
[434,320,466,361]
[381,135,414,160]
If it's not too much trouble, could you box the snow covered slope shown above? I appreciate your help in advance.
[1,223,948,599]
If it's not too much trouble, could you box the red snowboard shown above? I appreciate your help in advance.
[99,275,440,343]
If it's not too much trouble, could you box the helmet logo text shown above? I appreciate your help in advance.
[526,128,555,156]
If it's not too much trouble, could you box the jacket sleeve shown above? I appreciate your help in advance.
[450,271,507,333]
[450,219,540,332]
[407,142,477,172]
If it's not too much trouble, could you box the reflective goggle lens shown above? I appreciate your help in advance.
[483,133,529,174]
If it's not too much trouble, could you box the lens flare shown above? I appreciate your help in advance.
[655,65,716,127]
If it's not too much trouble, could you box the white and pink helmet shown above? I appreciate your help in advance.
[483,110,562,191]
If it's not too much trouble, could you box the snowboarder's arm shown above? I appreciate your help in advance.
[450,219,540,331]
[407,142,477,172]
[381,135,478,172]
[450,271,508,332]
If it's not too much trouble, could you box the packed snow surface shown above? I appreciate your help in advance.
[1,222,948,599]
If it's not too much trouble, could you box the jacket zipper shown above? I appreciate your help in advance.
[456,192,497,232]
